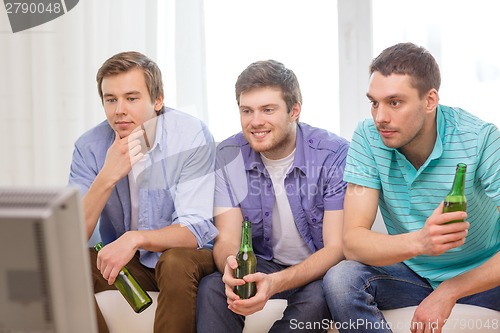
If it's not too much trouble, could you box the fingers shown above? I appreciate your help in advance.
[431,201,468,225]
[127,129,145,143]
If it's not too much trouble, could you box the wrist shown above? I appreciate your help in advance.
[123,230,144,252]
[435,279,461,302]
[96,168,121,189]
[268,271,286,295]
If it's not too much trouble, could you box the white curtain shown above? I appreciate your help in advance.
[0,0,163,186]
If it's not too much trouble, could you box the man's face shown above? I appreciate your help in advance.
[101,68,163,138]
[367,72,429,151]
[239,86,300,160]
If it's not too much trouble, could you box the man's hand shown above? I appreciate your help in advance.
[228,272,274,316]
[222,255,244,302]
[96,232,138,285]
[101,130,145,184]
[410,289,455,333]
[222,256,270,316]
[416,202,469,256]
[222,255,276,316]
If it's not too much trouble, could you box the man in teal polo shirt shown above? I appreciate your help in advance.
[323,42,499,333]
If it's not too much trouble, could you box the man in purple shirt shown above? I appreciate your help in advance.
[197,60,349,332]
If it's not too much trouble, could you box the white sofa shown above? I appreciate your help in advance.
[96,290,499,333]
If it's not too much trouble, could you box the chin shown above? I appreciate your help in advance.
[248,140,273,153]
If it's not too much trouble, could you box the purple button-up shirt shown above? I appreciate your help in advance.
[215,123,349,260]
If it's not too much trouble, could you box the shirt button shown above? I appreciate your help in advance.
[312,218,317,222]
[265,212,270,217]
[265,237,270,241]
[309,139,314,144]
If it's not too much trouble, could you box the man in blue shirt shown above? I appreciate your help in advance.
[197,60,349,332]
[323,42,500,333]
[68,51,218,333]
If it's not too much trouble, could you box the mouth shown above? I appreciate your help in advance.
[115,121,134,130]
[251,130,271,139]
[378,129,397,138]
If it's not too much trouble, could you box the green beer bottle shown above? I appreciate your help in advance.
[443,163,467,223]
[94,242,152,313]
[234,220,257,299]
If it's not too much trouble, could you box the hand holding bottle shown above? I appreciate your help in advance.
[95,242,152,313]
[416,202,469,256]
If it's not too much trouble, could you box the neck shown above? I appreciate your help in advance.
[399,112,437,170]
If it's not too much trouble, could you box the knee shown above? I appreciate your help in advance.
[197,272,224,304]
[322,260,366,298]
[155,248,201,281]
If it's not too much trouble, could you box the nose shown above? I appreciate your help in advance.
[374,104,389,124]
[250,111,265,127]
[114,100,127,115]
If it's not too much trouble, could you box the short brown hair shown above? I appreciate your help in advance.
[96,51,164,113]
[235,60,302,112]
[370,42,441,98]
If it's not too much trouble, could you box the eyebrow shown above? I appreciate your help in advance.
[239,103,279,110]
[366,93,406,101]
[103,91,142,98]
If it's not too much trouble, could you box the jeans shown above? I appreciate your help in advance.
[197,258,331,333]
[90,247,215,333]
[322,260,500,333]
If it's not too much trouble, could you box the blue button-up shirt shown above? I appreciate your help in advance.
[69,108,218,268]
[215,123,349,260]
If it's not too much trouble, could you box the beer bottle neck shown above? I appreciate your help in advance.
[240,221,253,252]
[449,163,466,196]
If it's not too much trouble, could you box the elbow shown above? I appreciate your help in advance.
[341,232,359,261]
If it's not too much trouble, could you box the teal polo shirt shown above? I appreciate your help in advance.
[345,104,500,288]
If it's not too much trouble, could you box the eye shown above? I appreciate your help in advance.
[105,98,117,103]
[264,108,273,113]
[127,97,138,102]
[390,100,401,107]
[240,108,250,114]
[369,100,378,108]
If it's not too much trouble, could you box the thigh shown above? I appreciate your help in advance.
[361,262,433,310]
[154,247,215,284]
[325,260,433,310]
[459,285,500,311]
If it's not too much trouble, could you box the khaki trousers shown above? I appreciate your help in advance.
[90,247,215,333]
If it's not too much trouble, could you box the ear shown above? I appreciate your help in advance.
[425,89,439,113]
[290,102,301,122]
[154,96,164,113]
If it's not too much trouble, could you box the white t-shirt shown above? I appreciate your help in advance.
[261,150,312,265]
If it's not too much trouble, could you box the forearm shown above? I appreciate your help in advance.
[213,239,239,273]
[344,227,420,266]
[270,245,344,294]
[122,224,198,253]
[436,252,500,301]
[82,172,117,239]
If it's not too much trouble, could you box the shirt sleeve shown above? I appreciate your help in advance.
[476,123,500,207]
[343,121,382,190]
[170,124,219,247]
[323,142,349,211]
[214,143,249,208]
[68,141,98,197]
